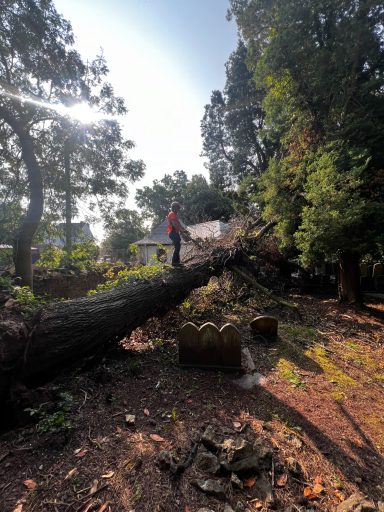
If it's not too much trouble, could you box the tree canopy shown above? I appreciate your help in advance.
[102,208,146,261]
[201,41,269,190]
[135,171,234,226]
[0,0,144,285]
[227,0,384,302]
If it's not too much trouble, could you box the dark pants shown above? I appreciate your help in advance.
[169,231,181,265]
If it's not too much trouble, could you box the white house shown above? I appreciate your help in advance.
[134,219,229,265]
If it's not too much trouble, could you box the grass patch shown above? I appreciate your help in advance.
[277,359,306,388]
[306,345,357,393]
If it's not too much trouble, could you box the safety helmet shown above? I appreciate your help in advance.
[171,201,181,211]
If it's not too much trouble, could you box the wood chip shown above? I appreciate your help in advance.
[101,471,114,479]
[149,434,165,442]
[23,479,37,490]
[144,408,150,416]
[64,468,77,480]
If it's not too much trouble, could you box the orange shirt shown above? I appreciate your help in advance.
[167,211,181,233]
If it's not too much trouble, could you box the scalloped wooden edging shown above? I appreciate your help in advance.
[179,322,241,370]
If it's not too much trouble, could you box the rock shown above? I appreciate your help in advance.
[157,450,173,470]
[193,479,226,499]
[220,438,272,473]
[230,472,243,489]
[201,425,223,451]
[336,492,377,512]
[195,448,221,475]
[125,414,135,426]
[232,373,264,390]
[253,472,274,507]
[250,316,278,336]
[241,347,256,372]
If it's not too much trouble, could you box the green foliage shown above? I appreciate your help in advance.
[201,41,269,190]
[0,0,145,284]
[26,391,74,434]
[70,241,99,269]
[37,246,65,268]
[102,209,146,262]
[135,171,233,226]
[13,286,46,319]
[88,264,167,295]
[228,0,384,280]
[0,275,13,291]
[0,247,13,269]
[129,243,139,256]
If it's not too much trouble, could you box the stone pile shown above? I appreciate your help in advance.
[158,424,275,509]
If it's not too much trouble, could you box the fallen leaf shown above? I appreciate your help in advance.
[64,468,77,480]
[276,473,288,487]
[334,490,346,502]
[184,507,191,512]
[12,501,24,512]
[150,434,165,442]
[116,426,123,433]
[243,476,257,488]
[304,486,319,500]
[313,483,325,494]
[233,421,242,430]
[101,471,115,479]
[253,501,263,510]
[144,408,150,416]
[90,480,98,495]
[23,479,37,490]
[314,475,324,485]
[270,437,280,449]
[75,449,88,458]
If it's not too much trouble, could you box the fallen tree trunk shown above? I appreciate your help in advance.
[0,218,296,406]
[0,264,215,395]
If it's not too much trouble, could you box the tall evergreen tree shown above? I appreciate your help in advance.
[201,41,268,190]
[229,0,384,303]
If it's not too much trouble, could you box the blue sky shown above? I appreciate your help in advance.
[53,0,238,236]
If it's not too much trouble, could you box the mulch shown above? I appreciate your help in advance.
[0,290,383,512]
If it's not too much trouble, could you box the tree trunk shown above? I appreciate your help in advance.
[0,107,44,288]
[338,252,362,305]
[0,264,216,398]
[64,137,72,261]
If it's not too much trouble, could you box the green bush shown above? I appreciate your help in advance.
[14,286,46,319]
[88,264,167,295]
[36,245,64,268]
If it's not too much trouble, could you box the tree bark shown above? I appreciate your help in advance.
[0,106,44,288]
[338,252,362,305]
[64,136,72,261]
[0,264,216,395]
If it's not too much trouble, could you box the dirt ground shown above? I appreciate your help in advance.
[0,279,383,512]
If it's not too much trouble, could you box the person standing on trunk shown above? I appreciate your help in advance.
[167,202,190,267]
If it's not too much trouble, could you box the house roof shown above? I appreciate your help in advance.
[135,219,229,246]
[44,222,95,247]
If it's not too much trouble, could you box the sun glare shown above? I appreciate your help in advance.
[0,89,114,124]
[66,103,113,123]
